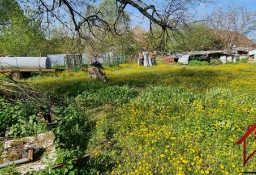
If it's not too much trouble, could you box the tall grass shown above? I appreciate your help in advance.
[2,62,256,174]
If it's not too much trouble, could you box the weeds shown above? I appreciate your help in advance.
[1,63,256,174]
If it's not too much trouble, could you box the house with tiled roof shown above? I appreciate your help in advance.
[212,30,256,50]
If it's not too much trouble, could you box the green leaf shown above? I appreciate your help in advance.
[69,171,76,175]
[67,164,74,170]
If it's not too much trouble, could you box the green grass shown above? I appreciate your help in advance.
[1,62,256,174]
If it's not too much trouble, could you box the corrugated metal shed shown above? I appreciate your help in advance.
[47,54,66,66]
[47,53,125,67]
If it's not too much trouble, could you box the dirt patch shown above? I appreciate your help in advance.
[0,131,56,174]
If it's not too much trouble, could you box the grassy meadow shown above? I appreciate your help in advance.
[1,61,256,174]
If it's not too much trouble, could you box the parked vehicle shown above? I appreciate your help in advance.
[0,56,64,80]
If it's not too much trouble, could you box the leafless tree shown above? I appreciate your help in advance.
[204,5,256,49]
[17,0,211,50]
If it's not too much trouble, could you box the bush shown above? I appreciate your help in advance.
[210,59,223,65]
[0,99,22,136]
[107,60,120,67]
[188,60,209,66]
[0,97,50,138]
[200,61,210,65]
[239,57,248,63]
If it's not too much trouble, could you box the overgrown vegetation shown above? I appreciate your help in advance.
[188,60,209,66]
[0,0,256,174]
[1,62,256,174]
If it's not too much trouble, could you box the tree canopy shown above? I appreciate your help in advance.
[1,0,255,56]
[204,4,256,49]
[14,0,211,51]
[0,0,47,56]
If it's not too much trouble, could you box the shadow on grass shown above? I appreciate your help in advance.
[32,66,238,97]
[107,68,232,93]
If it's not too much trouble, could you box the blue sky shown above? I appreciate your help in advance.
[197,0,256,14]
[128,0,256,30]
[19,0,255,30]
[210,0,256,10]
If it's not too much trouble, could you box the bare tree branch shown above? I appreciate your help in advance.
[204,4,256,49]
[17,0,211,51]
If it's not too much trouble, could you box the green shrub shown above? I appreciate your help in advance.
[200,61,210,65]
[239,57,248,63]
[189,60,209,66]
[0,96,51,138]
[8,114,47,137]
[107,60,120,67]
[210,59,223,65]
[0,99,27,136]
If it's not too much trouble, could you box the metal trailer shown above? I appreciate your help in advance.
[0,68,65,80]
[0,57,64,80]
